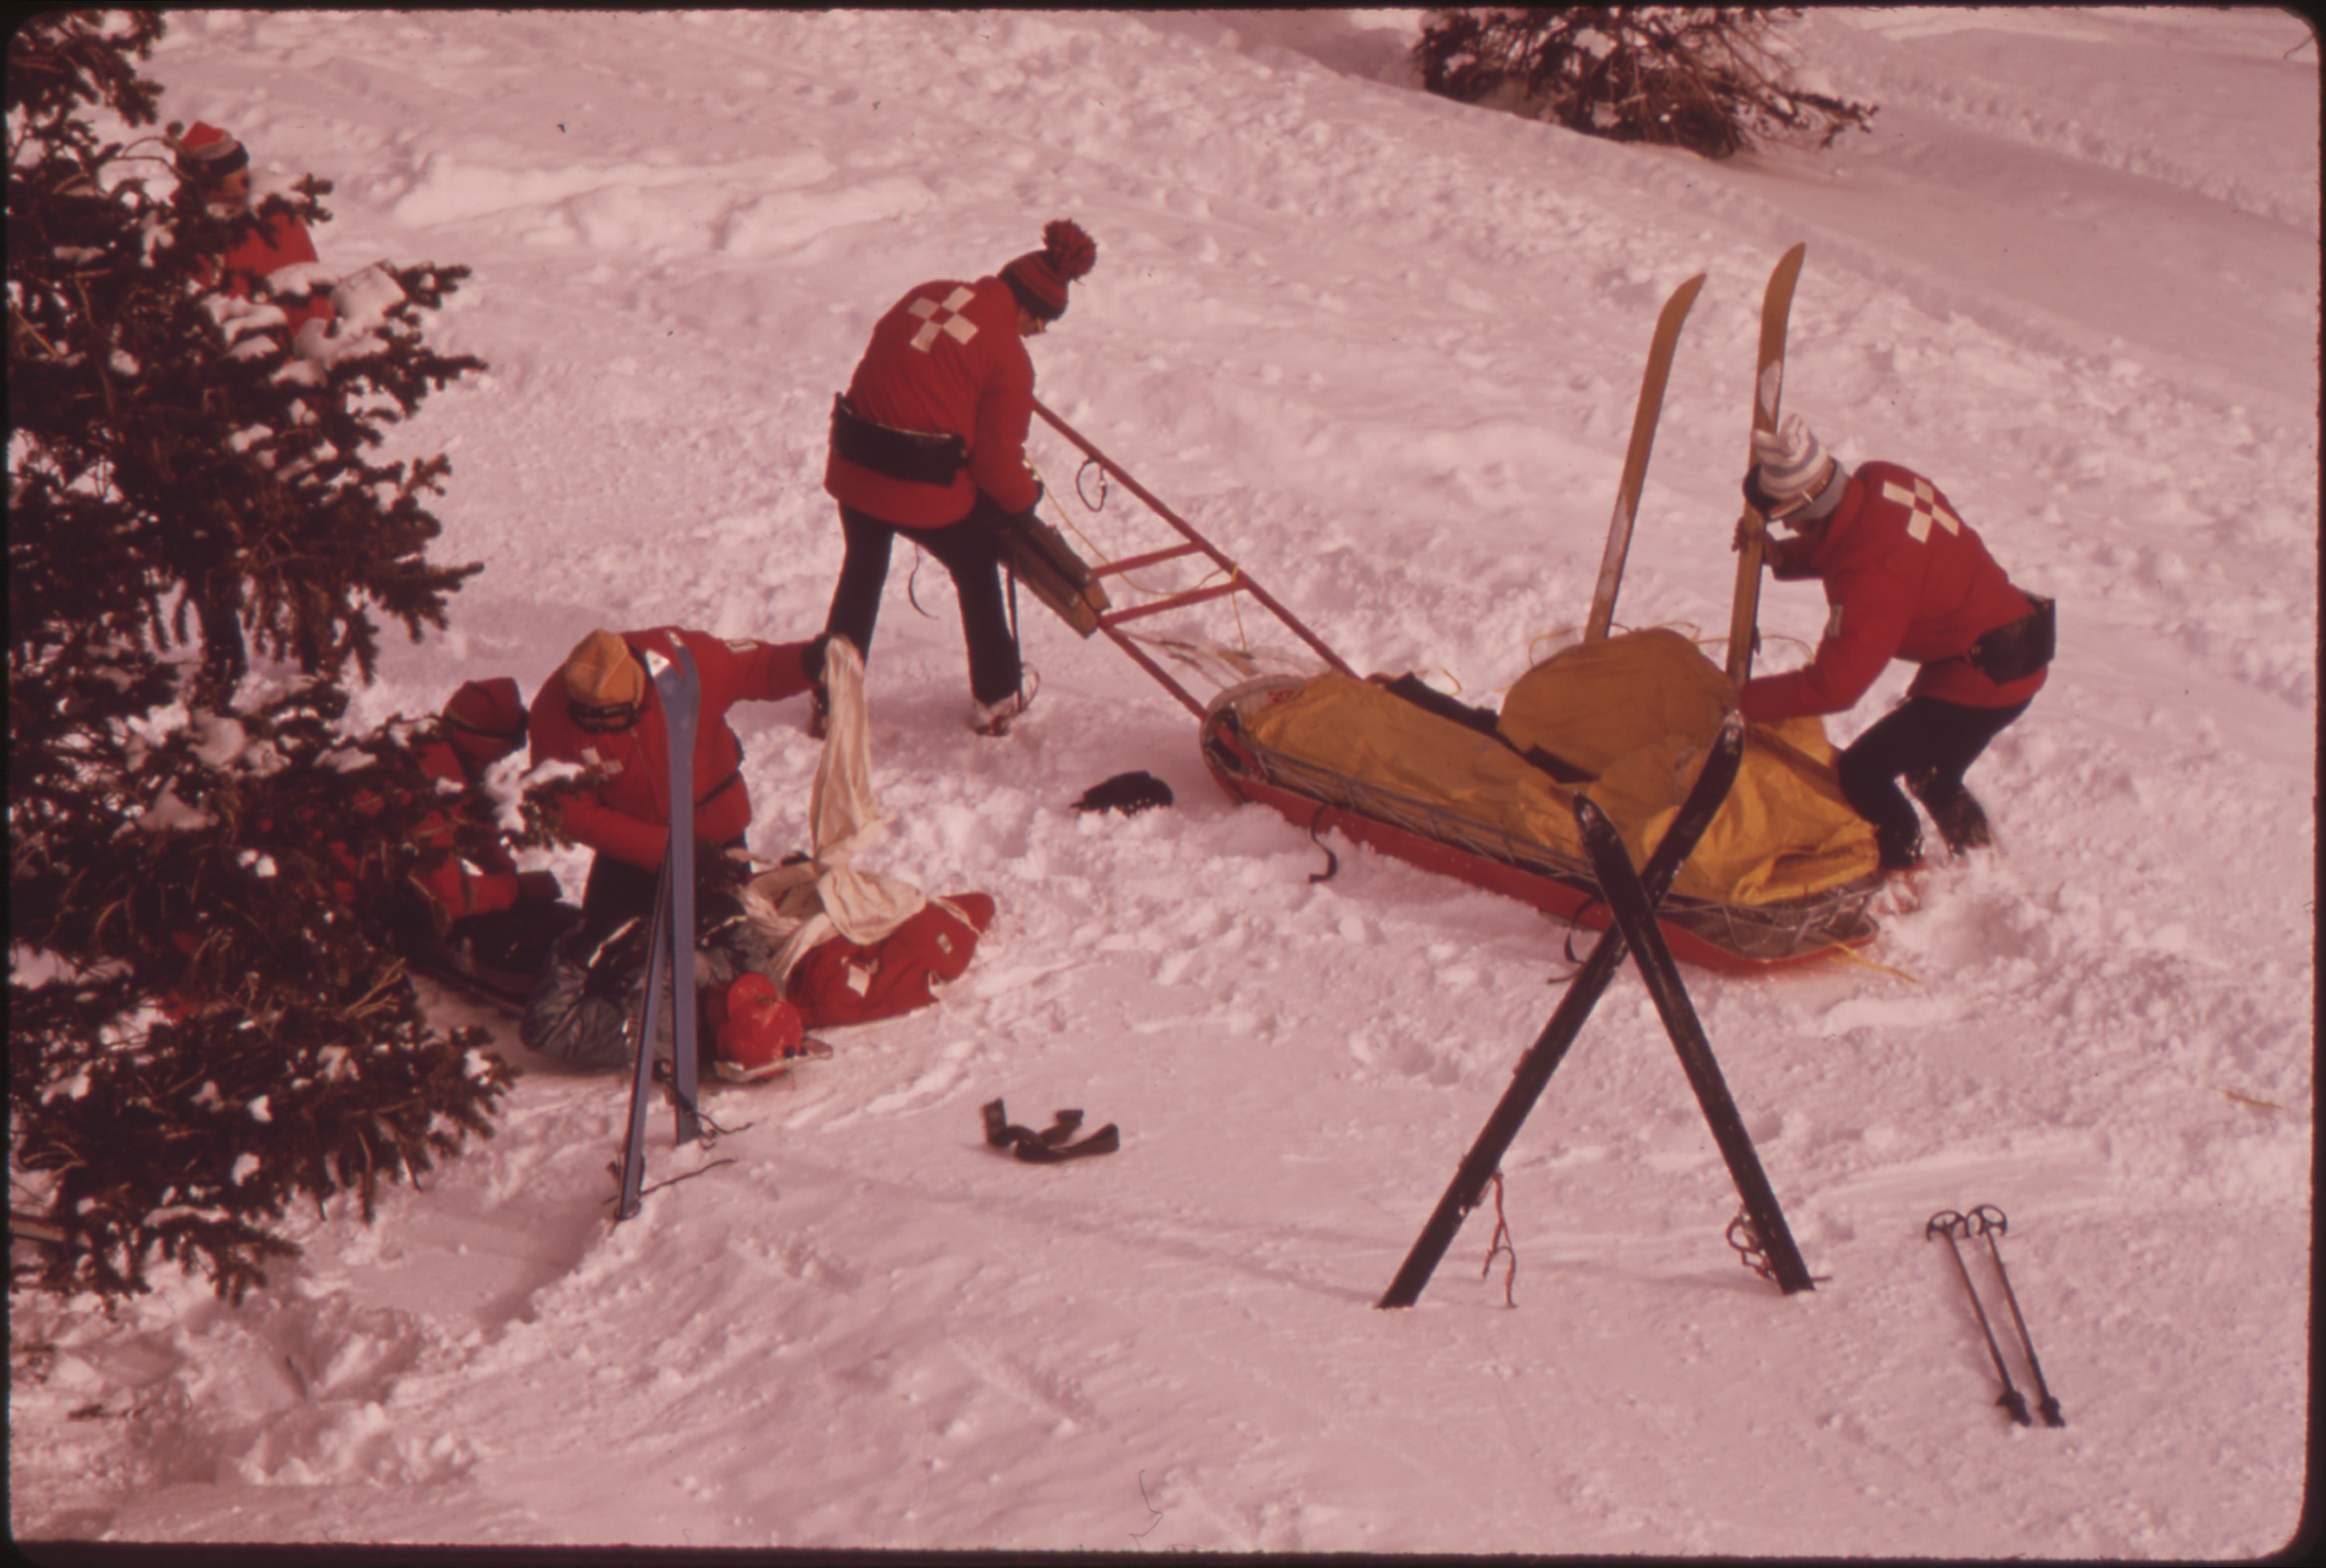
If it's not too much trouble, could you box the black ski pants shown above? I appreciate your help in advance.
[823,499,1023,708]
[1837,694,2031,870]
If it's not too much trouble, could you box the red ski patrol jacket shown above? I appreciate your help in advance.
[823,274,1042,528]
[202,200,336,337]
[528,628,818,871]
[403,736,526,922]
[1742,461,2048,723]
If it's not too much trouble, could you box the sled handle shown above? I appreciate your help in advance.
[1032,398,1356,681]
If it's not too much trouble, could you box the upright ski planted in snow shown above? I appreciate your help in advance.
[1585,272,1706,643]
[1725,243,1807,686]
[1379,713,1745,1309]
[616,643,704,1222]
[1575,792,1814,1294]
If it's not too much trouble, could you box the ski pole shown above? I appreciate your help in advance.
[1969,1204,2065,1428]
[1927,1210,2033,1427]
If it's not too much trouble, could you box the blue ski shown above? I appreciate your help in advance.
[616,643,703,1221]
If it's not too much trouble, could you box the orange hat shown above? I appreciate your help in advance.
[441,677,527,766]
[561,629,644,713]
[999,219,1098,322]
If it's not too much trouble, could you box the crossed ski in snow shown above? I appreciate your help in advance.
[1379,712,1817,1308]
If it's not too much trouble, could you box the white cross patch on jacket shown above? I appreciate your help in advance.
[1883,477,1962,543]
[907,287,979,353]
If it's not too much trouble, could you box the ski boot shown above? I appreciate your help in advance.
[1907,769,1993,855]
[969,669,1040,738]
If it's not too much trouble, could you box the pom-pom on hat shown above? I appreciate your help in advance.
[441,677,529,766]
[170,120,250,183]
[1000,219,1099,322]
[561,629,645,720]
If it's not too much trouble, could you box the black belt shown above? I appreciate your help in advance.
[830,395,965,486]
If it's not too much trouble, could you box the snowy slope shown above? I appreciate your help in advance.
[9,8,2317,1557]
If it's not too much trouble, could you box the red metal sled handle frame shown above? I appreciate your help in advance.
[1031,398,1358,688]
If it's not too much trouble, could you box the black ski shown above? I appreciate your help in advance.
[1379,712,1747,1309]
[617,643,704,1221]
[1575,791,1814,1294]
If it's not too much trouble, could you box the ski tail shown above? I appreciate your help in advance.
[1576,784,1814,1295]
[1725,243,1807,686]
[1586,273,1706,643]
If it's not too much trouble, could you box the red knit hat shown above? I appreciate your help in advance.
[441,677,528,766]
[170,121,250,183]
[1000,220,1099,322]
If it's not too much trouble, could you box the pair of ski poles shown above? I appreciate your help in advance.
[1927,1204,2065,1428]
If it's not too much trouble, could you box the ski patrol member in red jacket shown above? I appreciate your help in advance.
[821,219,1098,736]
[171,120,336,340]
[529,627,824,940]
[1737,415,2053,872]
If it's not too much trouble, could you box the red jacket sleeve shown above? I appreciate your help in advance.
[684,632,817,712]
[1741,560,1915,722]
[968,345,1040,513]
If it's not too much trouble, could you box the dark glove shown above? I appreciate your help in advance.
[801,634,828,685]
[1732,512,1764,554]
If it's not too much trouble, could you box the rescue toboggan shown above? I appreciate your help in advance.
[1023,396,1884,974]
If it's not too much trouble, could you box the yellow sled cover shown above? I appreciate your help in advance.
[1242,628,1877,909]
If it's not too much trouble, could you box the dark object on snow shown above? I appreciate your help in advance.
[982,1099,1120,1163]
[1074,771,1174,816]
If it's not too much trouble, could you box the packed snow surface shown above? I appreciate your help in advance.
[10,8,2317,1558]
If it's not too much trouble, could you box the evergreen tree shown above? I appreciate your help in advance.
[1413,7,1875,160]
[9,10,509,1304]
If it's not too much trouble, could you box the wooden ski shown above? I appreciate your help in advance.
[1725,243,1807,685]
[1584,272,1706,643]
